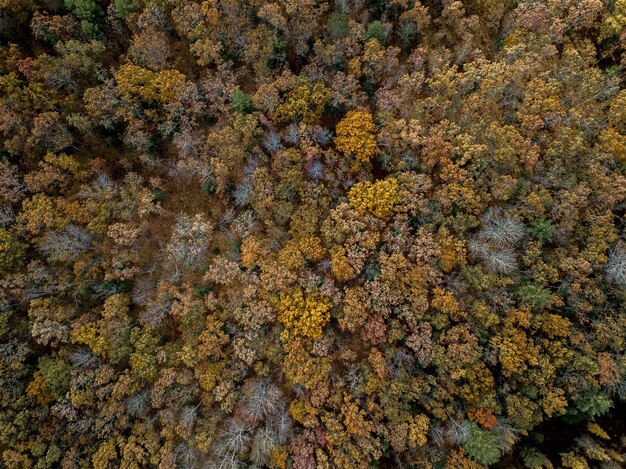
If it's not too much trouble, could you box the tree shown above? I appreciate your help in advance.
[334,111,378,165]
[0,228,24,273]
[64,0,104,37]
[348,178,399,219]
[606,244,626,287]
[275,288,332,339]
[462,423,502,466]
[114,0,134,19]
[273,80,330,125]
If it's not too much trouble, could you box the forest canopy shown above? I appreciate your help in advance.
[1,0,626,468]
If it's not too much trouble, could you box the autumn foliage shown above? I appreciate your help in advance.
[1,0,626,468]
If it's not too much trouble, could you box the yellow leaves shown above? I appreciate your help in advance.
[330,245,356,283]
[587,422,610,440]
[519,77,565,131]
[534,313,571,338]
[102,293,130,320]
[278,236,326,270]
[195,361,224,395]
[598,128,626,163]
[26,371,53,405]
[506,394,541,433]
[0,228,24,273]
[276,288,332,339]
[348,177,399,219]
[273,80,330,125]
[129,328,159,380]
[335,111,378,164]
[270,446,289,469]
[43,152,83,175]
[360,38,398,86]
[438,228,467,272]
[341,395,375,439]
[581,213,618,266]
[470,300,501,330]
[19,194,59,235]
[459,363,496,408]
[289,398,319,427]
[408,414,430,448]
[115,63,186,103]
[490,329,539,377]
[71,295,130,361]
[72,322,108,358]
[129,351,157,381]
[19,194,89,237]
[298,236,326,262]
[233,113,262,142]
[278,240,304,270]
[542,387,567,417]
[431,288,464,319]
[560,451,590,469]
[92,438,117,469]
[599,0,626,41]
[283,339,331,389]
[322,413,348,447]
[609,90,626,131]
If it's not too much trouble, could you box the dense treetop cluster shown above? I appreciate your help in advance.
[1,0,626,467]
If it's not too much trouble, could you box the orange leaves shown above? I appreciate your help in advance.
[368,348,387,379]
[469,408,497,430]
[597,352,620,388]
[490,328,540,377]
[7,0,626,466]
[26,371,53,405]
[241,236,271,268]
[198,315,229,359]
[431,288,465,320]
[341,395,375,439]
[438,228,467,272]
